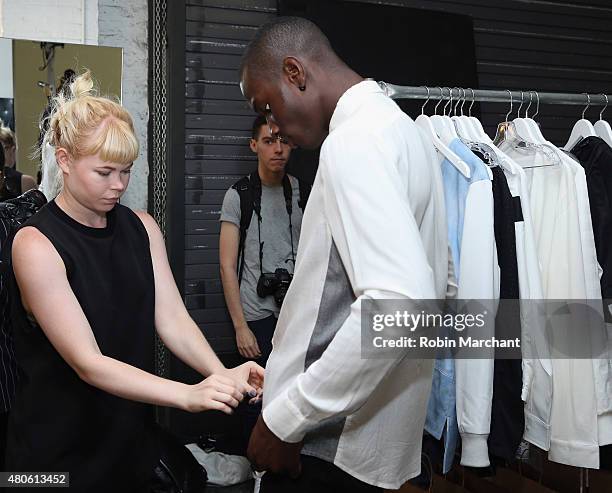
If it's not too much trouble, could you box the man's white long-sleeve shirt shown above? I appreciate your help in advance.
[261,81,449,489]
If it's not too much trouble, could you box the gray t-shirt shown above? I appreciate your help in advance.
[220,175,303,321]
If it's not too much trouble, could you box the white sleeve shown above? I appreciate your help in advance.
[262,132,439,443]
[455,179,499,467]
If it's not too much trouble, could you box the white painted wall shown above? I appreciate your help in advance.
[0,0,98,45]
[0,0,149,210]
[98,0,149,211]
[0,37,12,98]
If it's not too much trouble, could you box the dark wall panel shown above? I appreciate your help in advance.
[181,0,276,359]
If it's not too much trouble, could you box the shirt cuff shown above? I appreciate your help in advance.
[262,388,312,444]
[459,433,490,467]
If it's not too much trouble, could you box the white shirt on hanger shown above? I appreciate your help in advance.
[559,152,612,450]
[502,146,604,468]
[418,133,499,470]
[493,148,553,453]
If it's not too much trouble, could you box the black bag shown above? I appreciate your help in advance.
[150,425,208,493]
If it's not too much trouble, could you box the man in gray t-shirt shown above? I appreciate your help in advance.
[219,116,303,366]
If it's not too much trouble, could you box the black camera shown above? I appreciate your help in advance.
[257,268,293,307]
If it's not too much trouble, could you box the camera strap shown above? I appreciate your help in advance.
[232,171,307,284]
[252,172,296,278]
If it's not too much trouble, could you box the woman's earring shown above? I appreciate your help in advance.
[299,85,306,92]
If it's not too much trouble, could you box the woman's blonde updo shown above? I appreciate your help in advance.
[40,71,138,199]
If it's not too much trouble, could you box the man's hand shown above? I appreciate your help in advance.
[247,415,302,478]
[218,361,264,404]
[235,325,262,359]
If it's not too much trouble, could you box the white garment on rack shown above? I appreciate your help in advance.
[493,149,552,453]
[560,152,612,450]
[420,134,499,469]
[451,142,499,469]
[505,148,602,468]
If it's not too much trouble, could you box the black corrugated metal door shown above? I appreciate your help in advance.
[181,1,277,355]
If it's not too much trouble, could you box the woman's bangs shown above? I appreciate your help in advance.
[87,118,139,164]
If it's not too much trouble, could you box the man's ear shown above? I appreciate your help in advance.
[249,138,258,154]
[282,56,306,91]
[55,148,72,174]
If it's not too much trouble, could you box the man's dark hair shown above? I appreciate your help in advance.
[251,115,268,140]
[240,16,334,82]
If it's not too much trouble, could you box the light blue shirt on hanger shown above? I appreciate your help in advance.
[425,137,494,473]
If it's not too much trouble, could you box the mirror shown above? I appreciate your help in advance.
[0,37,122,196]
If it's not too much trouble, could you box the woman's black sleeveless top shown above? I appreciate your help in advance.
[6,200,159,492]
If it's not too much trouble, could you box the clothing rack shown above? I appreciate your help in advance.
[381,83,611,107]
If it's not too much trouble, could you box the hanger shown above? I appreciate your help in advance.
[457,88,483,141]
[496,90,560,168]
[447,87,498,174]
[449,87,500,170]
[496,90,535,147]
[458,88,481,142]
[452,88,476,140]
[415,86,471,178]
[525,91,548,144]
[442,87,460,138]
[430,87,458,145]
[563,93,597,151]
[465,88,492,143]
[494,90,516,146]
[513,91,539,143]
[594,94,612,147]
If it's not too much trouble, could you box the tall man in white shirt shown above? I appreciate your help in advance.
[240,17,449,491]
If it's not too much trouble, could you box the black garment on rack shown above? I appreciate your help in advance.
[570,136,612,317]
[5,200,160,492]
[488,166,524,462]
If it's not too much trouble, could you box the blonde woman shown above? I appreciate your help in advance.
[5,72,263,492]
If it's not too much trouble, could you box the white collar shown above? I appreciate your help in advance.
[329,80,383,133]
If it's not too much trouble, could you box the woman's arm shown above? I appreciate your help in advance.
[135,212,264,395]
[12,226,244,414]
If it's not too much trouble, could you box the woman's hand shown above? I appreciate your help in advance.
[182,374,244,414]
[219,361,265,404]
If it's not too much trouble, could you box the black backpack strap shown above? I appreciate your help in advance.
[281,174,293,216]
[231,172,262,283]
[297,176,311,212]
[231,176,252,284]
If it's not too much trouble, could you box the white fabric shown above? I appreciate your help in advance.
[502,146,604,468]
[494,148,553,452]
[560,153,612,451]
[545,154,599,468]
[40,140,63,200]
[455,173,499,468]
[184,445,251,487]
[261,81,449,489]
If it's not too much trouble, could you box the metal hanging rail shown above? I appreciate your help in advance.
[380,83,611,107]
